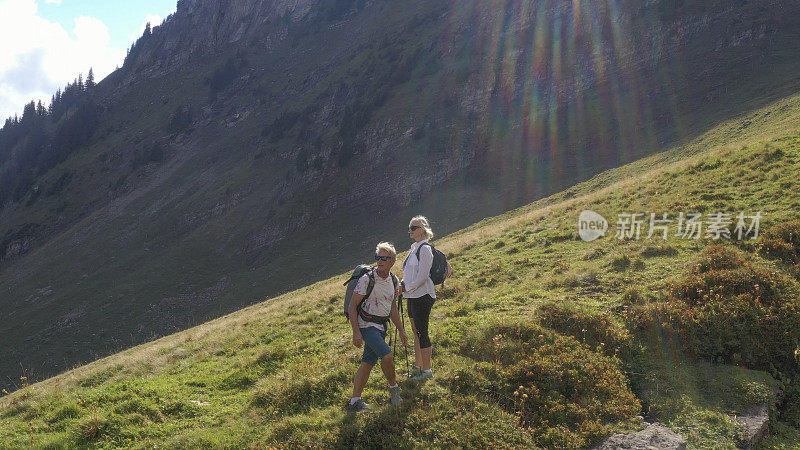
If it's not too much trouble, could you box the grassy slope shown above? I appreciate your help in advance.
[2,91,800,447]
[5,0,800,396]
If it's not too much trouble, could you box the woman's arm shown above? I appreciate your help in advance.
[406,244,434,292]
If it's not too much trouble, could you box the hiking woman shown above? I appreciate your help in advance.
[348,242,408,412]
[402,215,436,381]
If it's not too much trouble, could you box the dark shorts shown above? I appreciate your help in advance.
[360,326,391,365]
[406,294,435,349]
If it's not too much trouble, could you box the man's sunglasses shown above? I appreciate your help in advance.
[409,225,420,231]
[375,255,394,261]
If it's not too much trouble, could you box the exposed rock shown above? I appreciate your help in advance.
[593,422,686,450]
[735,405,770,449]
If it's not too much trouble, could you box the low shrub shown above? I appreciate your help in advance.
[777,379,800,428]
[535,301,636,359]
[759,220,800,277]
[690,244,746,274]
[71,414,113,443]
[453,322,640,448]
[621,288,645,305]
[625,245,800,374]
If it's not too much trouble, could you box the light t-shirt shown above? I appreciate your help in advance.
[353,269,396,331]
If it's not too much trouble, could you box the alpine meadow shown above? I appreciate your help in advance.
[2,0,800,448]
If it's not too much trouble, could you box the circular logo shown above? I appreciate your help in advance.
[578,210,608,241]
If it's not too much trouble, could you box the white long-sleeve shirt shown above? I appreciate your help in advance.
[402,239,436,299]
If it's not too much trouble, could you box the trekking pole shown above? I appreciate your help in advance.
[399,296,410,377]
[392,312,398,359]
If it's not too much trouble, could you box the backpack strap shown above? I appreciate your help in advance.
[404,242,432,268]
[356,269,376,307]
[364,269,376,300]
[415,242,432,260]
[356,268,376,316]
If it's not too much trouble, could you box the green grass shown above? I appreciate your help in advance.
[5,0,800,399]
[3,89,800,448]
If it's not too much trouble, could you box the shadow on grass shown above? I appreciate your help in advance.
[334,381,424,449]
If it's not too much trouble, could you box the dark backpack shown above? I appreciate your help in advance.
[407,242,450,286]
[343,265,399,325]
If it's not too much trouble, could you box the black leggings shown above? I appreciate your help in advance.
[407,294,435,349]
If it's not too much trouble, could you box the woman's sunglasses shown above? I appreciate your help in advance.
[375,255,394,261]
[409,225,420,231]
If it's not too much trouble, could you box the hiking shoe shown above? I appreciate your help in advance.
[408,365,421,377]
[389,386,402,406]
[411,370,433,382]
[347,398,370,413]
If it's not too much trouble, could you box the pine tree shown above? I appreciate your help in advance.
[22,101,36,123]
[36,100,46,117]
[77,73,84,91]
[86,68,95,88]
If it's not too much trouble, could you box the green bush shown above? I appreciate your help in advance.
[690,244,746,274]
[759,220,800,278]
[453,321,640,448]
[626,245,800,374]
[535,301,636,359]
[777,379,800,428]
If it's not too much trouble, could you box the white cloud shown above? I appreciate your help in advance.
[0,0,125,120]
[45,0,62,4]
[129,14,165,44]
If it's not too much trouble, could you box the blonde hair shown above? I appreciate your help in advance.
[376,242,397,258]
[410,215,434,240]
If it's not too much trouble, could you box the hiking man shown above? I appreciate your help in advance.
[348,242,408,412]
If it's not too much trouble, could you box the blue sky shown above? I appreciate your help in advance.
[37,0,177,50]
[0,0,177,121]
